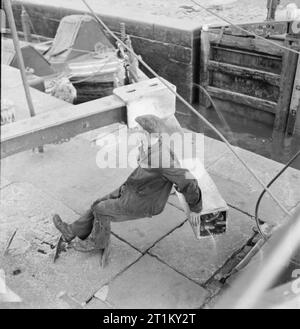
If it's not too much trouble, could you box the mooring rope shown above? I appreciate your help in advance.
[81,0,291,217]
[189,0,300,56]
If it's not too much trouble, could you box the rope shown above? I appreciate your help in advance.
[81,0,291,217]
[189,0,300,56]
[255,149,300,239]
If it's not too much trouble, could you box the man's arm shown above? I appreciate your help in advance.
[159,167,202,213]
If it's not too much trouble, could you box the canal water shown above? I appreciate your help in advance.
[177,102,300,170]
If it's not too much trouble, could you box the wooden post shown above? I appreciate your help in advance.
[273,47,298,134]
[4,0,44,152]
[199,26,211,107]
[3,0,36,118]
[286,55,300,135]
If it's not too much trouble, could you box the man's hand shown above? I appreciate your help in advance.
[189,212,201,226]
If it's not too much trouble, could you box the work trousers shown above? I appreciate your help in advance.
[70,185,144,249]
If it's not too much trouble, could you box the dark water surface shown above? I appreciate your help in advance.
[177,103,300,170]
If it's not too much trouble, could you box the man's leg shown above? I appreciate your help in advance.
[53,187,123,242]
[90,195,142,267]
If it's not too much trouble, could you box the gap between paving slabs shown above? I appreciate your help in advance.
[150,202,256,286]
[1,172,259,308]
[87,203,190,306]
[90,200,257,307]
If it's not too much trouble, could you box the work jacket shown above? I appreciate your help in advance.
[123,138,202,217]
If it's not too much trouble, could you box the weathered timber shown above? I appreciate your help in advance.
[209,32,285,57]
[209,21,289,38]
[286,56,300,135]
[1,95,126,158]
[206,86,277,114]
[208,60,281,87]
[210,71,279,102]
[211,98,275,125]
[273,49,299,133]
[211,45,282,74]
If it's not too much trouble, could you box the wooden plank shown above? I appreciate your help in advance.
[210,71,279,102]
[215,21,289,38]
[208,32,285,57]
[1,95,126,158]
[206,86,277,114]
[211,45,282,74]
[208,60,281,87]
[286,56,300,135]
[273,50,299,133]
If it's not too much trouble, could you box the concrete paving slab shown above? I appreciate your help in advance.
[0,182,77,252]
[179,132,229,169]
[1,138,132,215]
[203,136,230,169]
[208,173,259,215]
[0,182,141,306]
[208,147,300,224]
[112,204,186,252]
[0,177,11,189]
[0,234,141,307]
[0,268,72,309]
[105,254,208,309]
[149,208,254,285]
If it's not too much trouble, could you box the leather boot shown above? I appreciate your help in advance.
[53,214,75,243]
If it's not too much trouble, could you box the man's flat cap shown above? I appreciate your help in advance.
[135,114,179,134]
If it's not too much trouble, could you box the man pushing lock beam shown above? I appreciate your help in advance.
[53,114,206,268]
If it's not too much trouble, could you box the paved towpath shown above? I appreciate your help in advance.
[1,119,299,308]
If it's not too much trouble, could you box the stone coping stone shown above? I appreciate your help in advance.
[1,138,132,214]
[149,208,254,285]
[0,181,141,306]
[207,146,300,224]
[16,0,202,46]
[112,203,187,253]
[104,254,209,309]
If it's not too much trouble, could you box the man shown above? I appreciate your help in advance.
[53,115,202,267]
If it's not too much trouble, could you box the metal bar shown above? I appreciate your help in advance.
[1,95,126,158]
[3,0,36,118]
[215,207,300,309]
